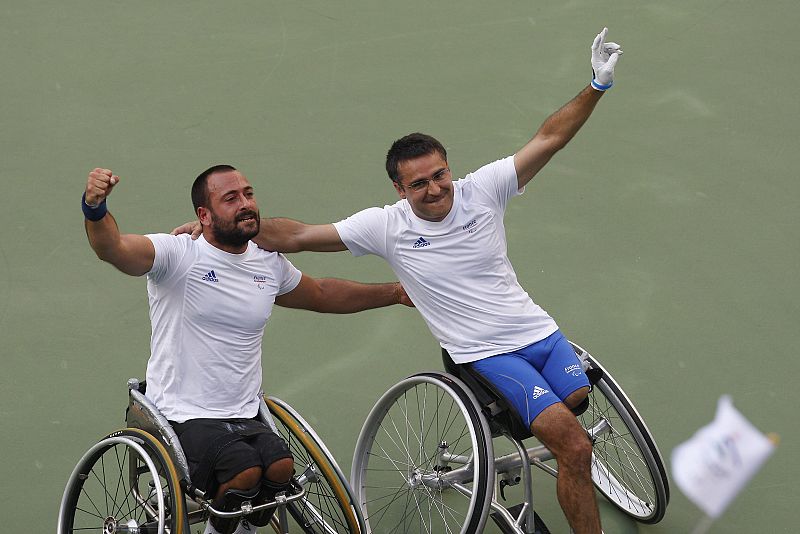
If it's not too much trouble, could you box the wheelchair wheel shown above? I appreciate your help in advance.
[266,397,365,533]
[58,427,187,534]
[351,372,493,534]
[577,354,669,524]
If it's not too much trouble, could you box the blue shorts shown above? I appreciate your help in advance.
[469,330,589,429]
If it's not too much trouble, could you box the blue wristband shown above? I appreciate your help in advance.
[82,193,108,221]
[591,78,613,91]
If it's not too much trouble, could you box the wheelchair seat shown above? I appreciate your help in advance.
[57,378,366,534]
[350,343,669,534]
[441,348,534,441]
[441,347,605,442]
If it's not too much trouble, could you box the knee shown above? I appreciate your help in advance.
[232,465,264,489]
[265,457,294,484]
[531,405,593,468]
[216,465,264,500]
[563,387,589,410]
[559,428,593,470]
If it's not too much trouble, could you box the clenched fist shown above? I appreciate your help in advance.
[85,168,120,206]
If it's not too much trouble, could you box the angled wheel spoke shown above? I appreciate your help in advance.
[352,374,491,534]
[59,430,183,534]
[572,347,669,524]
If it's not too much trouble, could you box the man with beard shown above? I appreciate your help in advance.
[82,164,411,534]
[175,28,623,534]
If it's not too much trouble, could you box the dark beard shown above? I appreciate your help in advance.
[210,209,260,248]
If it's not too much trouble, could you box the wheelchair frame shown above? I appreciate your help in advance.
[58,380,365,534]
[350,341,670,534]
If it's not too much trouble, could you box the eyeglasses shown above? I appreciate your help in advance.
[402,167,451,192]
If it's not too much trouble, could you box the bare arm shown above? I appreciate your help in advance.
[275,273,413,313]
[170,216,347,253]
[514,28,622,189]
[513,85,603,189]
[253,218,347,253]
[83,168,155,277]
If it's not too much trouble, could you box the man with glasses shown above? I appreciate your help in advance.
[175,27,621,533]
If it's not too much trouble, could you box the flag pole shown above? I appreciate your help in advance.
[690,514,714,534]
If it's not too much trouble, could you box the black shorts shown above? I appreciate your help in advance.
[172,417,292,494]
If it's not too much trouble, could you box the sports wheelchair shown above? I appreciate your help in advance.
[350,341,669,533]
[58,379,366,533]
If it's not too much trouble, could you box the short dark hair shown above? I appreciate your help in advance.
[385,133,447,183]
[192,164,237,211]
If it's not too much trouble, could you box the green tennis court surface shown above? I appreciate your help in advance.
[1,1,797,531]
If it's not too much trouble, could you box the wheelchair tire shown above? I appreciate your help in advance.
[575,351,670,524]
[58,427,187,534]
[266,397,365,533]
[351,372,493,534]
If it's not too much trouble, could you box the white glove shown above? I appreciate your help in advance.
[590,27,622,91]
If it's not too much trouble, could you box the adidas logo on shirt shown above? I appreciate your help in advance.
[412,237,431,248]
[532,386,550,399]
[201,270,219,283]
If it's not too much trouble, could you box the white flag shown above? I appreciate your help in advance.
[671,395,776,519]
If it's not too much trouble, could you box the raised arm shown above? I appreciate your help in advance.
[514,27,622,189]
[275,274,413,313]
[83,168,155,276]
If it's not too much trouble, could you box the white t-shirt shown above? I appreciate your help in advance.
[144,233,302,423]
[334,156,558,364]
